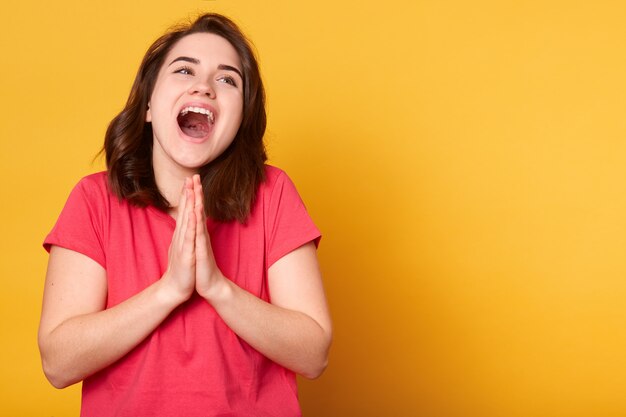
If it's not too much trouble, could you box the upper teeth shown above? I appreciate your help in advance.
[180,106,214,123]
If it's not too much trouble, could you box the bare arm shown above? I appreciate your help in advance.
[203,243,332,379]
[38,182,198,388]
[192,176,332,379]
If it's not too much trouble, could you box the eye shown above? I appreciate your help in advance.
[218,75,238,87]
[174,66,194,76]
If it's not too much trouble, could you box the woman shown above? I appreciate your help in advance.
[39,13,332,417]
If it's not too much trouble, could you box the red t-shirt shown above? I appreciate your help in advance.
[44,166,321,417]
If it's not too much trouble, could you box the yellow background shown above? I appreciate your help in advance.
[2,0,626,415]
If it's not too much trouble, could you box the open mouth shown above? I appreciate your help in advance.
[177,106,215,139]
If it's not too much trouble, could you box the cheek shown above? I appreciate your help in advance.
[221,97,244,132]
[233,100,244,127]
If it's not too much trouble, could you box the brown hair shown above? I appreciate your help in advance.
[104,13,267,222]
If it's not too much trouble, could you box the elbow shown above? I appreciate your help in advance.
[300,357,329,380]
[41,356,77,389]
[39,340,80,389]
[47,377,73,390]
[299,333,332,380]
[41,363,70,389]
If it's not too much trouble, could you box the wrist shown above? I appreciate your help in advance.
[155,272,192,308]
[198,273,233,305]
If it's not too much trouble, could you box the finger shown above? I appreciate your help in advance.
[183,207,196,257]
[177,178,193,250]
[185,178,196,250]
[193,176,211,254]
[194,178,206,226]
[193,174,203,214]
[186,177,195,214]
[171,179,188,244]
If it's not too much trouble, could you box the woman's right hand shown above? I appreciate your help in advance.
[161,177,197,304]
[39,176,206,388]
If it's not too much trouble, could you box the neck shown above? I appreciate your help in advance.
[155,167,195,208]
[152,153,198,209]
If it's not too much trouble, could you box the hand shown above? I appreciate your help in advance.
[161,177,197,304]
[191,174,228,302]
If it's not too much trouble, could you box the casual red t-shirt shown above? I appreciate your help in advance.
[44,166,321,417]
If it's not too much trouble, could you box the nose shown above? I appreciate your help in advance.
[188,81,215,98]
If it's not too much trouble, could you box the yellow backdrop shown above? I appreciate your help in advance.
[2,0,626,415]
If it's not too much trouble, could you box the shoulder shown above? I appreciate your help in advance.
[62,171,119,218]
[263,165,287,184]
[257,165,313,215]
[257,165,307,207]
[72,171,111,200]
[256,166,321,265]
[76,171,108,189]
[44,172,113,262]
[260,165,298,193]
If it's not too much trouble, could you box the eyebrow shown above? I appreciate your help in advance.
[169,56,200,66]
[218,64,243,80]
[168,56,243,80]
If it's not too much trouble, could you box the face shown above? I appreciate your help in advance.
[146,33,244,176]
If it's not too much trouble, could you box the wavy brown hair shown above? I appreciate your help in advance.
[104,13,267,223]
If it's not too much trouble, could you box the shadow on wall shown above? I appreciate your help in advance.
[283,118,472,416]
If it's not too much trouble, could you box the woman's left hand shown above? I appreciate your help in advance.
[191,174,228,302]
[188,175,331,378]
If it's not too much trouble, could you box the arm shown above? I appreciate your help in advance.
[192,176,332,379]
[38,181,198,388]
[206,243,332,379]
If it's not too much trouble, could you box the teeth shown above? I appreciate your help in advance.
[179,106,214,123]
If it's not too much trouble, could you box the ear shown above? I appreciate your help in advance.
[146,103,152,122]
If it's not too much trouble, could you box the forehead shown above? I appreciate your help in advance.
[165,32,241,67]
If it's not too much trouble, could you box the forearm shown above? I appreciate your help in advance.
[192,177,332,378]
[40,185,198,389]
[206,278,332,379]
[39,279,182,388]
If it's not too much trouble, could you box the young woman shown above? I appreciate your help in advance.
[39,13,332,417]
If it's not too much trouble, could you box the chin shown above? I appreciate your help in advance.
[174,156,212,170]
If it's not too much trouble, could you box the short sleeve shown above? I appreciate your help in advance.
[43,175,107,268]
[265,169,321,267]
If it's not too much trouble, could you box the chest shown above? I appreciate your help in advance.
[102,207,270,307]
